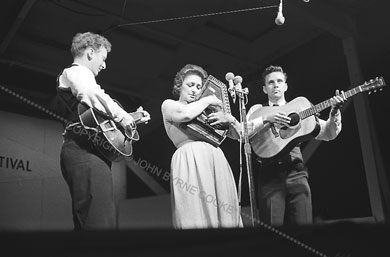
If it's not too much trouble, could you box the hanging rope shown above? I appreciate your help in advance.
[103,4,278,34]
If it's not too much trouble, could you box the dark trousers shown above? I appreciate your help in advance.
[60,139,116,230]
[257,167,312,226]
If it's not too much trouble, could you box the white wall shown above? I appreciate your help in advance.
[0,111,127,231]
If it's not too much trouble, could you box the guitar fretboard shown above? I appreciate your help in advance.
[299,76,385,120]
[299,86,360,119]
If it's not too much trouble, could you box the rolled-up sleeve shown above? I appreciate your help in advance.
[58,65,131,122]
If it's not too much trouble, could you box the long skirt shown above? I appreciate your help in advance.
[170,141,243,229]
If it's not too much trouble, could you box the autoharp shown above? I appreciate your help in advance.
[181,75,231,147]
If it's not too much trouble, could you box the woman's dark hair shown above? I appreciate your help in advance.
[172,64,208,99]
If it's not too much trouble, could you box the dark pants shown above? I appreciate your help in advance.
[60,139,116,230]
[257,165,312,226]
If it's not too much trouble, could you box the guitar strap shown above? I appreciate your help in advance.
[270,103,280,137]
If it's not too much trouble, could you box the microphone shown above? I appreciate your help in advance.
[275,0,285,26]
[225,72,236,103]
[233,75,243,90]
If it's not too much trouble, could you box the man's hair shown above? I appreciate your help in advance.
[71,32,112,58]
[172,64,208,99]
[261,65,288,85]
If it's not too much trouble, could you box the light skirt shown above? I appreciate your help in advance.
[170,141,243,229]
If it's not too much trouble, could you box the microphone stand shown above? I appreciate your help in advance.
[235,85,259,227]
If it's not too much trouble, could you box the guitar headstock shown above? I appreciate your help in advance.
[361,77,386,94]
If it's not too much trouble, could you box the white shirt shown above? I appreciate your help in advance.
[58,63,131,122]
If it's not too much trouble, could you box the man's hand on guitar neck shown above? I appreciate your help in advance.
[136,106,151,124]
[119,114,136,134]
[119,106,151,139]
[330,89,345,117]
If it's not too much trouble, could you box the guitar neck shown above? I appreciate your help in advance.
[129,111,145,124]
[299,85,362,120]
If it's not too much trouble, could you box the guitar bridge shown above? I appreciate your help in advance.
[270,124,279,137]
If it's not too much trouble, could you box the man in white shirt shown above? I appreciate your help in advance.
[57,32,150,230]
[247,65,344,226]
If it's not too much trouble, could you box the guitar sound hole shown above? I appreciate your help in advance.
[288,113,300,126]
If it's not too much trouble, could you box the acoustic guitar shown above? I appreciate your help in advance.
[78,102,147,162]
[248,77,386,161]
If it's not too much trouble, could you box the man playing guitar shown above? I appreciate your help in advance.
[246,65,344,226]
[56,32,150,230]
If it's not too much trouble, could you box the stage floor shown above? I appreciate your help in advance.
[0,222,389,257]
